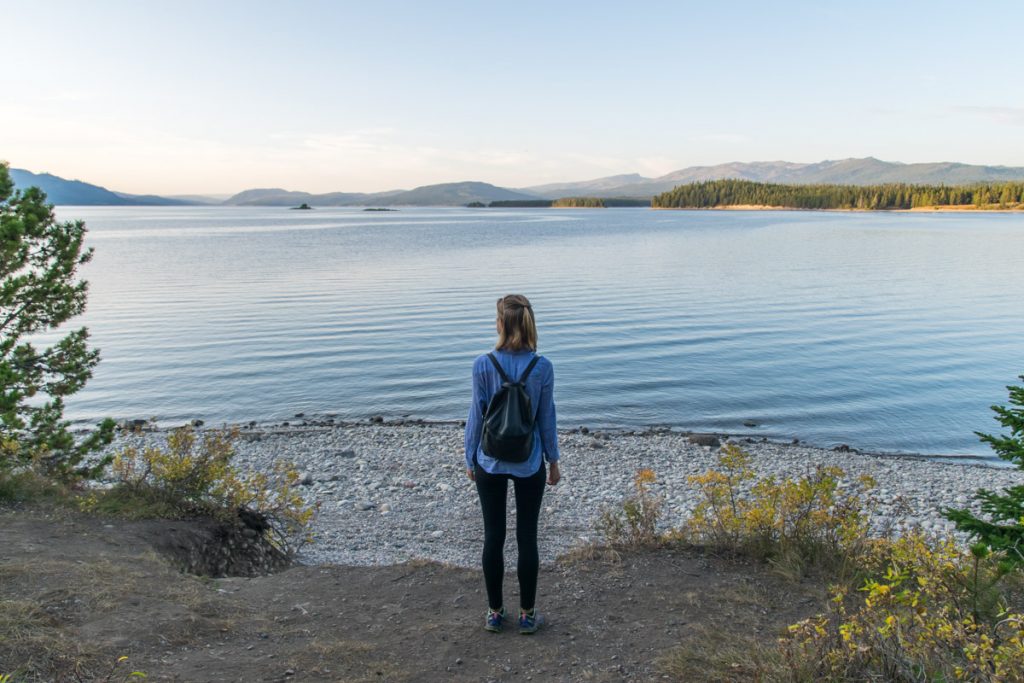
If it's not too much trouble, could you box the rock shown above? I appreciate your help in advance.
[333,449,356,459]
[379,503,392,513]
[357,501,374,511]
[688,434,720,448]
[370,415,384,424]
[580,426,589,435]
[294,413,304,418]
[402,481,416,489]
[299,472,314,486]
[438,483,453,492]
[833,444,852,452]
[743,420,758,428]
[589,440,606,449]
[792,438,800,444]
[191,418,205,427]
[118,418,148,431]
[430,530,444,538]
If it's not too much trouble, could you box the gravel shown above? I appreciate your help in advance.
[106,422,1024,568]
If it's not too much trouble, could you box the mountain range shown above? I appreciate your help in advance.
[7,168,193,206]
[8,157,1024,206]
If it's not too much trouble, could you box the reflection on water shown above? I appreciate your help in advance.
[52,205,1024,457]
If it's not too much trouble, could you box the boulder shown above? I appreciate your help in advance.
[688,433,721,448]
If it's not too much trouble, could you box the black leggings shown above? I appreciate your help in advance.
[474,462,546,612]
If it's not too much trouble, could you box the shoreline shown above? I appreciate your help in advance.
[104,422,1024,569]
[99,414,1000,466]
[652,204,1024,213]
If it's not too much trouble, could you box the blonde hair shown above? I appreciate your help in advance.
[495,294,538,351]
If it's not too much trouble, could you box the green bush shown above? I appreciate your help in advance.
[0,162,114,482]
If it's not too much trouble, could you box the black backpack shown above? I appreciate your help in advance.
[481,353,541,462]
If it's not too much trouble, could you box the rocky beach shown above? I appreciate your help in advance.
[106,421,1024,568]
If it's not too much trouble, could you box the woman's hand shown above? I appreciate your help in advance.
[466,467,475,482]
[547,461,561,486]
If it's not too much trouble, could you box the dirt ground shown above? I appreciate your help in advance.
[1,505,827,682]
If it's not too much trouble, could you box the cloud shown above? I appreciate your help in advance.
[952,106,1024,126]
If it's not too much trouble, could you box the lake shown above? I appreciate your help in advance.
[51,206,1024,458]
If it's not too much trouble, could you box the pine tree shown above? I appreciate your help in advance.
[944,375,1024,563]
[0,162,114,479]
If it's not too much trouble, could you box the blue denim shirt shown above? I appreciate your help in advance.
[464,349,560,476]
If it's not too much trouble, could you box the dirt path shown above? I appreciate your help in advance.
[1,506,825,682]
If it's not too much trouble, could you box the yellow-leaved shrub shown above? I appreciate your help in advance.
[597,467,663,546]
[783,535,1024,681]
[684,444,876,575]
[98,426,317,556]
[680,444,1024,681]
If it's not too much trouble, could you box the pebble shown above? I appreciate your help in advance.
[101,423,1024,568]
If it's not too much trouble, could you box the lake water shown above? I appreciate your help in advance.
[52,206,1024,458]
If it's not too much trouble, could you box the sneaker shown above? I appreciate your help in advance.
[484,607,505,633]
[518,608,542,634]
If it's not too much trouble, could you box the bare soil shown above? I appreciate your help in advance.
[1,505,827,682]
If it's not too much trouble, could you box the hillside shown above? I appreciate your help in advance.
[385,181,536,206]
[8,168,192,206]
[11,158,1024,207]
[652,178,1024,210]
[223,181,537,207]
[525,158,1024,199]
[221,187,405,207]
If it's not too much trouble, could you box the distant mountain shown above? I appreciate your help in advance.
[222,187,404,206]
[8,168,192,205]
[166,194,229,204]
[521,173,648,198]
[386,181,536,206]
[223,181,537,207]
[12,158,1024,208]
[526,158,1024,199]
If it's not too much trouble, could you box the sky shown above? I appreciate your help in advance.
[2,0,1023,195]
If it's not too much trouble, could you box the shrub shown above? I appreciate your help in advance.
[597,468,663,546]
[684,444,877,576]
[680,445,1024,680]
[92,426,317,556]
[782,536,1024,681]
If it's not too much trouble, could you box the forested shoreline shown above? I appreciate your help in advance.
[652,179,1024,210]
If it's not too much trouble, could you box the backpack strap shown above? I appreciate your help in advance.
[487,353,541,385]
[486,353,511,384]
[517,355,541,383]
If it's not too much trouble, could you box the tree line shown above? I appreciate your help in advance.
[652,179,1024,210]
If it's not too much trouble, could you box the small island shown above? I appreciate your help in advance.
[290,203,313,210]
[363,207,398,212]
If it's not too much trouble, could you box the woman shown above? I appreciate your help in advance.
[464,294,561,634]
